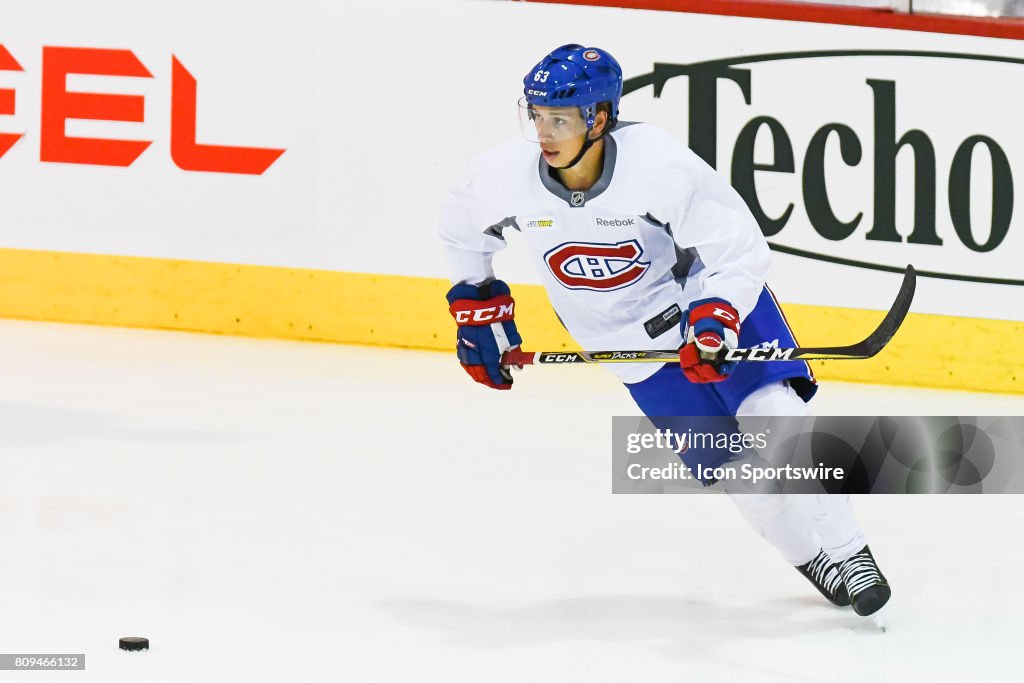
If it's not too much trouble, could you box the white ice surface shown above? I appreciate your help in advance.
[0,320,1022,682]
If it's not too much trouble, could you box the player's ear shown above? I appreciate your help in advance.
[589,109,610,139]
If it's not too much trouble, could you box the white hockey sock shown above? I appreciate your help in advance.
[801,494,866,564]
[726,492,821,567]
[727,382,869,566]
[730,382,868,566]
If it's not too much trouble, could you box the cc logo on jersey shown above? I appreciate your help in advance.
[544,240,651,291]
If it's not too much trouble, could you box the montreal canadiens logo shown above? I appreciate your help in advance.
[583,50,601,62]
[544,240,650,291]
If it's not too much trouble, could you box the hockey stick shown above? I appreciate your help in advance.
[502,264,916,366]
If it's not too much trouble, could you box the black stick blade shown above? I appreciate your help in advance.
[790,264,916,360]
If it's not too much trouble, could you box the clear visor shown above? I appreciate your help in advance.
[517,98,588,144]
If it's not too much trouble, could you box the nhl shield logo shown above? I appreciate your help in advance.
[570,191,585,207]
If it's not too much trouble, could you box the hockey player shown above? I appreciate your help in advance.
[439,44,890,619]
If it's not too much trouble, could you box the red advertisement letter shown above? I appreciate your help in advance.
[40,46,153,166]
[170,56,284,175]
[0,45,23,158]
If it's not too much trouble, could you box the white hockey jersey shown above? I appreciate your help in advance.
[439,122,771,384]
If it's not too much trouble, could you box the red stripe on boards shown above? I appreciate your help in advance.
[520,0,1024,41]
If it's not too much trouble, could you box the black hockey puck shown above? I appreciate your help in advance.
[119,637,149,652]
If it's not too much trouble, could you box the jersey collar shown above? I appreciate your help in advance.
[537,134,617,208]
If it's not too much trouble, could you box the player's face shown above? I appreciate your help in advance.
[518,101,589,165]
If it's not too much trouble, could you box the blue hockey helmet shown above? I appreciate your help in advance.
[522,44,623,129]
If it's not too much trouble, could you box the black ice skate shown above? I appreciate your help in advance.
[837,545,891,617]
[796,550,850,607]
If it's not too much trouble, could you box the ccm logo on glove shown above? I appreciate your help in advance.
[711,307,737,323]
[450,300,515,325]
[696,332,724,352]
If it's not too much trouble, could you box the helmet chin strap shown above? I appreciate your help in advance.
[551,117,616,171]
[555,133,599,170]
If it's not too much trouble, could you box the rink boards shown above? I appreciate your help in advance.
[0,246,1018,394]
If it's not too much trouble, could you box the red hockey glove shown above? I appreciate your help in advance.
[446,280,523,390]
[680,298,740,383]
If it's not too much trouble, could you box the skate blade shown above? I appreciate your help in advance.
[869,606,887,632]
